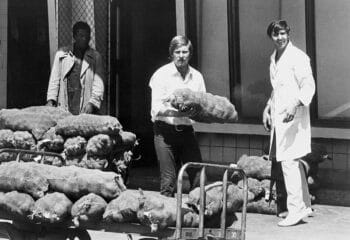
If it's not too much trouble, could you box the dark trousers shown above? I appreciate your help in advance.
[153,121,202,197]
[270,132,287,214]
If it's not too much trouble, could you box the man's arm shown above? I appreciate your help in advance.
[262,90,273,131]
[294,55,316,107]
[46,51,62,105]
[88,51,105,110]
[281,54,315,123]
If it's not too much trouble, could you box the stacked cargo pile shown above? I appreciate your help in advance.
[103,182,250,232]
[0,106,138,176]
[231,144,331,215]
[0,161,126,225]
[0,159,249,231]
[0,105,249,231]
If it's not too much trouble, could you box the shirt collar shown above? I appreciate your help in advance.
[65,45,94,59]
[169,62,193,78]
[271,41,294,63]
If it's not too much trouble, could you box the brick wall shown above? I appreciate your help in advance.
[196,132,350,188]
[197,133,269,164]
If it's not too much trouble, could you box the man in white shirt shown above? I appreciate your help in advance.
[263,20,316,227]
[149,35,206,197]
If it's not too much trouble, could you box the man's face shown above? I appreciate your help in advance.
[172,45,191,68]
[271,29,289,50]
[74,29,90,50]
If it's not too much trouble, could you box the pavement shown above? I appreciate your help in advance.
[0,203,349,240]
[243,204,350,240]
[86,204,350,240]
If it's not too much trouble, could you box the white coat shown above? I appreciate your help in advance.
[47,46,105,112]
[268,42,315,161]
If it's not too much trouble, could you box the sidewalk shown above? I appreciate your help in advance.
[243,204,350,240]
[0,203,348,240]
[87,204,350,240]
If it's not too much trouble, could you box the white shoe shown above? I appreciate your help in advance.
[277,208,312,227]
[277,207,314,219]
[304,207,315,217]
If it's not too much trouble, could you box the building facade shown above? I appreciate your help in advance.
[0,0,349,189]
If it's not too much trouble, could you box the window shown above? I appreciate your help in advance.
[313,0,350,124]
[186,0,350,127]
[185,0,231,99]
[187,0,281,123]
[229,0,276,121]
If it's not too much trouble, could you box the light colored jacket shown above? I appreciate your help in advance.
[268,42,315,161]
[47,46,104,112]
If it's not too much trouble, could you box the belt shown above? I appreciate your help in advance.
[154,121,193,132]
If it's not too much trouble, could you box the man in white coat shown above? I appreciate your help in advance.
[263,20,316,227]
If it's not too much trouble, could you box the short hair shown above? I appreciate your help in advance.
[168,35,193,58]
[73,21,91,37]
[266,20,290,38]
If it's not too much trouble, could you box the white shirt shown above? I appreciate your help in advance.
[149,62,206,125]
[269,42,315,161]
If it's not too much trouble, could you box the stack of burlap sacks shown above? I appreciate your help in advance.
[0,100,248,232]
[0,106,138,175]
[0,161,126,225]
[0,160,250,232]
[232,145,330,215]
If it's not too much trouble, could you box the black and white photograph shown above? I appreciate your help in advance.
[0,0,349,239]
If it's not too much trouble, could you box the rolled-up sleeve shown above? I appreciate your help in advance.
[149,73,170,118]
[294,55,315,106]
[197,74,206,93]
[89,52,105,109]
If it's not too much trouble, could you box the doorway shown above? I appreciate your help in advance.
[111,0,177,166]
[7,0,50,108]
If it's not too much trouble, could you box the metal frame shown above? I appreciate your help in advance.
[174,162,248,240]
[0,148,64,164]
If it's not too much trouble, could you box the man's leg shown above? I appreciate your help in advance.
[179,131,202,189]
[154,133,177,197]
[299,159,312,208]
[270,132,288,217]
[278,158,311,226]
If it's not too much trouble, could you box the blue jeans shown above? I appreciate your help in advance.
[153,121,202,197]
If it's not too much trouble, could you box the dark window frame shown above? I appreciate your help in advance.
[226,0,261,124]
[227,0,242,116]
[184,0,199,69]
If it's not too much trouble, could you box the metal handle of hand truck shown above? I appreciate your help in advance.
[175,162,248,240]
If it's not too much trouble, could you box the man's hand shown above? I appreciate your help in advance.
[46,100,56,107]
[82,103,97,114]
[262,104,272,131]
[186,106,200,118]
[178,104,200,118]
[281,104,297,123]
